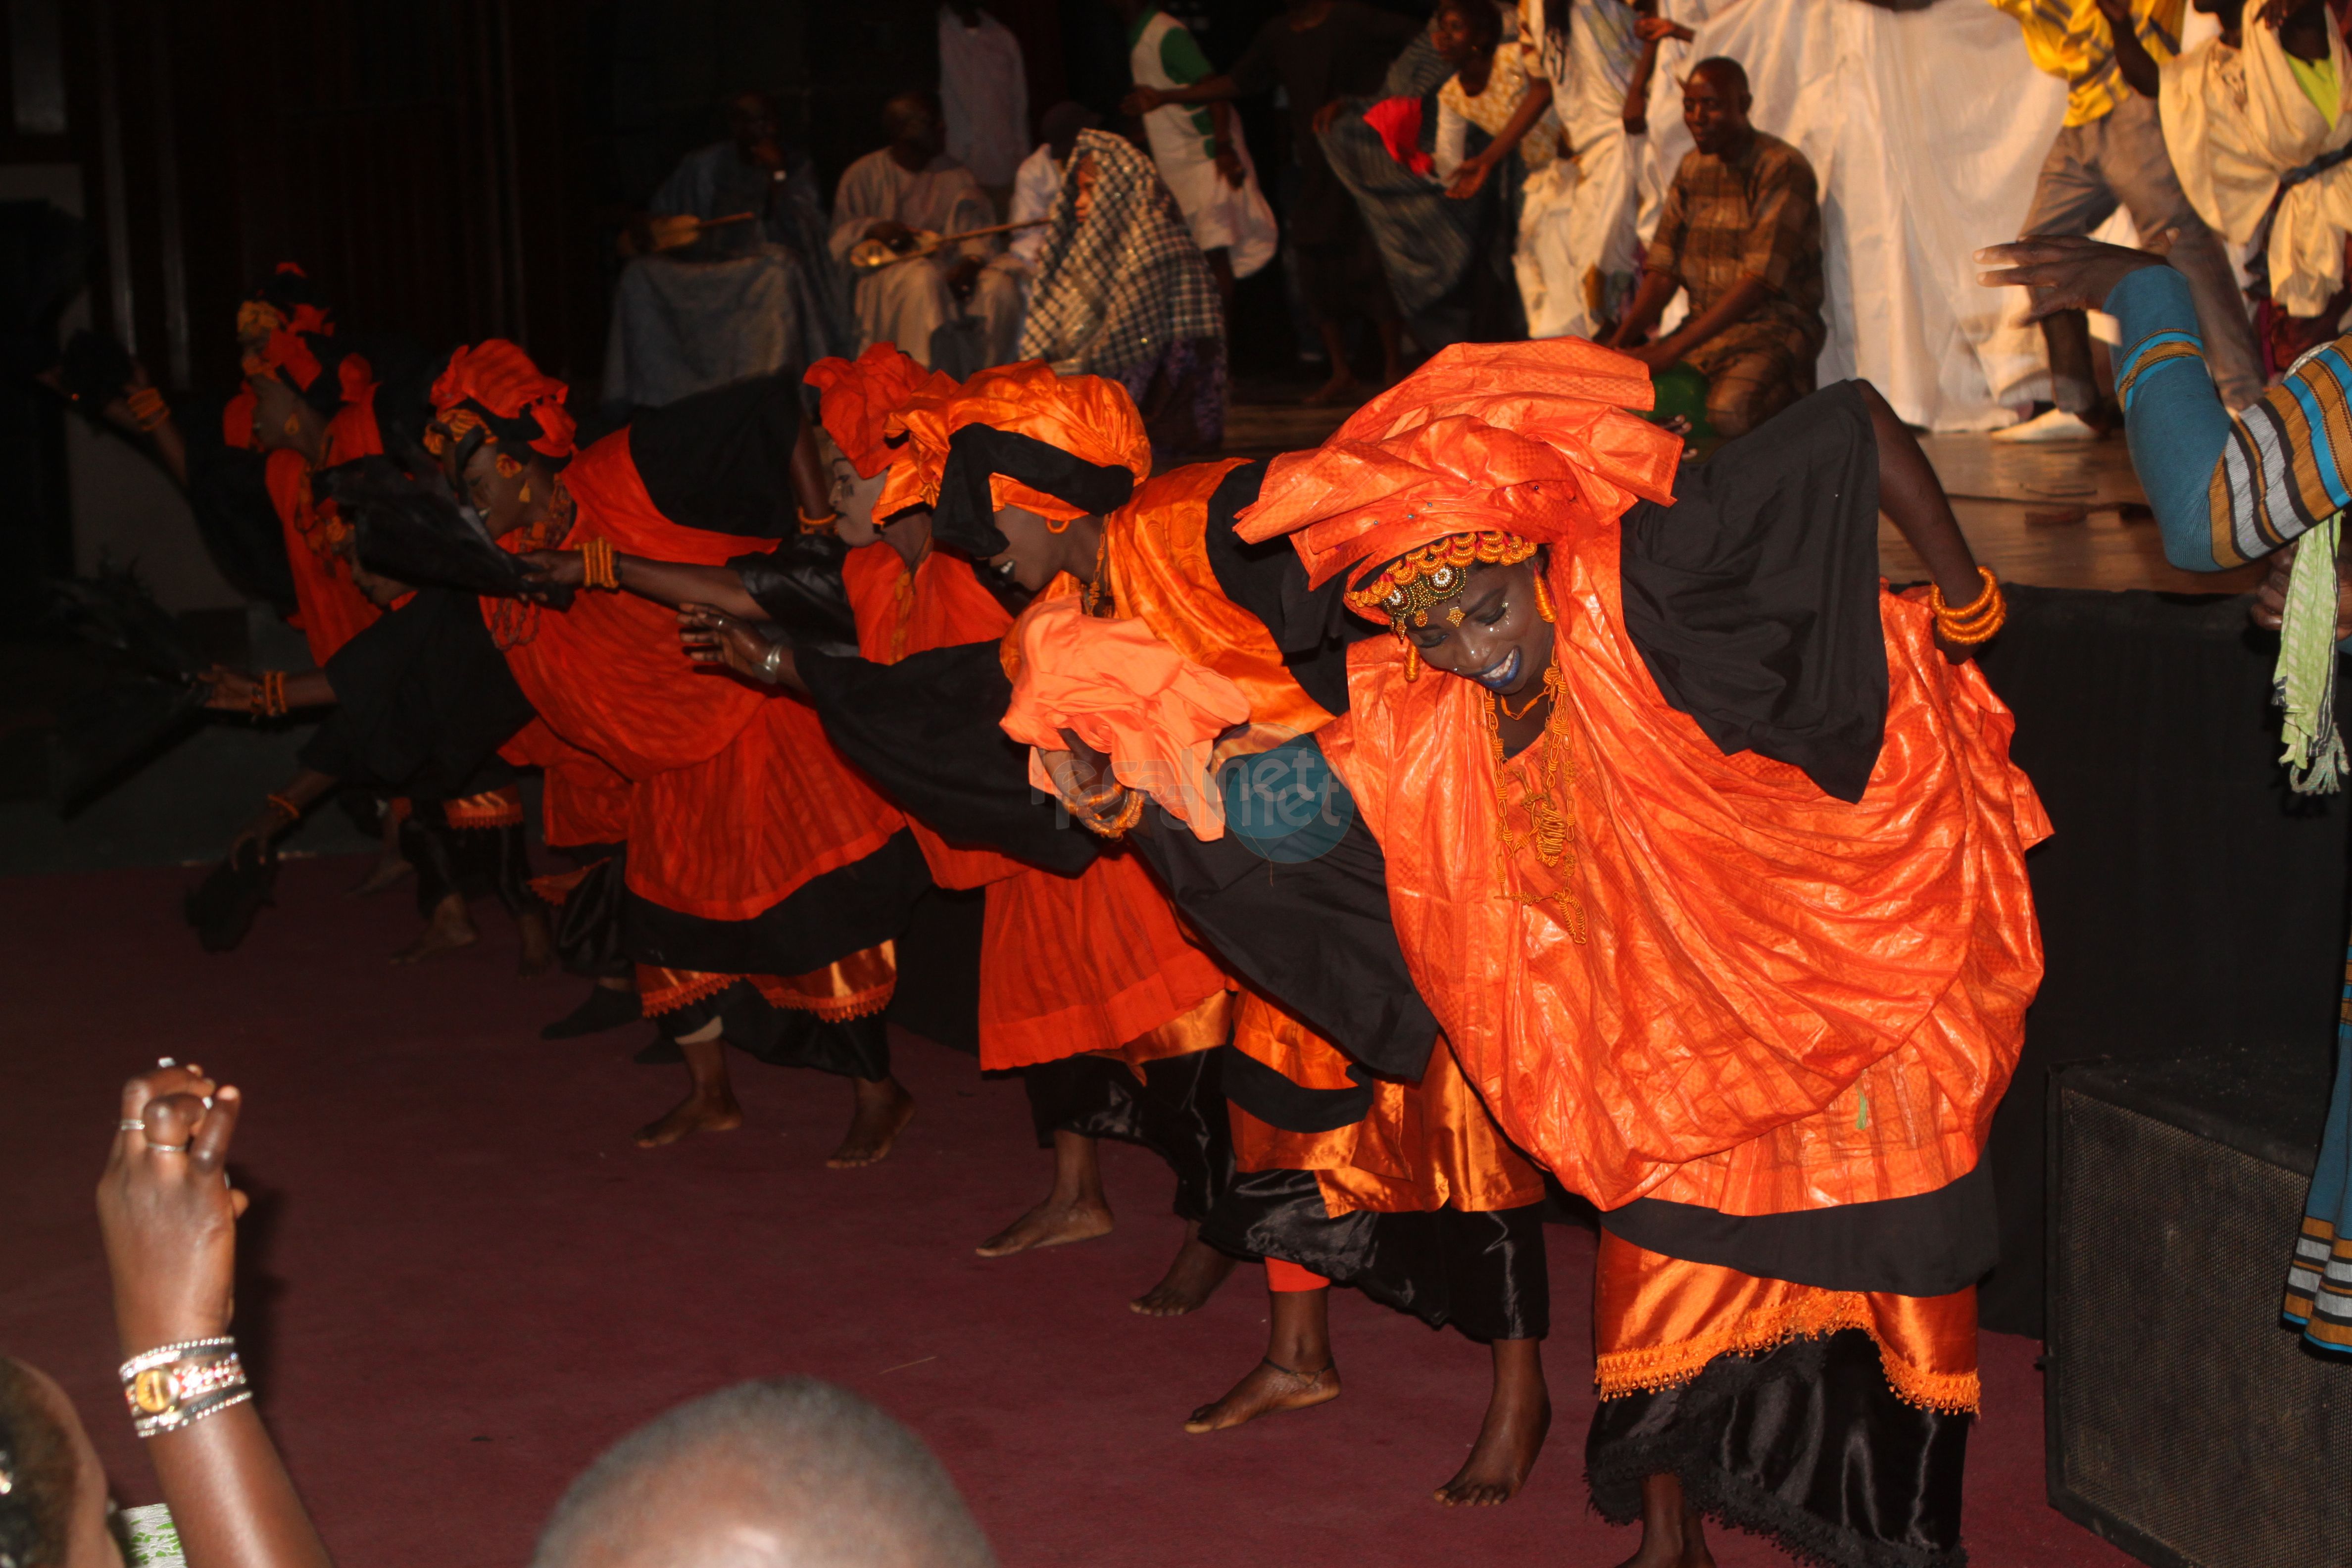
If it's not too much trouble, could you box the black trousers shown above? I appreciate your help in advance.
[653,982,890,1081]
[1021,1051,1232,1225]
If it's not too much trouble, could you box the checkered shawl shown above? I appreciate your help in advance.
[1017,129,1224,378]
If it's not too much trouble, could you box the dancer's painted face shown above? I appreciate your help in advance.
[831,455,890,547]
[1401,558,1553,699]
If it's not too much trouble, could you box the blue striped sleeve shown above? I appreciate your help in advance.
[2106,265,2232,574]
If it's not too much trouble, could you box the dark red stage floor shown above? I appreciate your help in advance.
[1,858,2134,1567]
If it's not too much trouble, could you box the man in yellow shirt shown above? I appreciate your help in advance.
[1985,0,2264,438]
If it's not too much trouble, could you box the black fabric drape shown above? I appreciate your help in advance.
[624,827,930,978]
[652,982,891,1080]
[629,372,807,538]
[1970,586,2352,1334]
[1022,1050,1233,1223]
[1601,1162,1998,1298]
[929,424,1138,559]
[1197,459,1372,717]
[546,844,630,980]
[1203,1167,1549,1342]
[1218,1043,1375,1132]
[401,815,540,920]
[727,531,861,658]
[1618,380,1889,803]
[295,587,536,798]
[794,643,1100,876]
[1586,1328,1968,1568]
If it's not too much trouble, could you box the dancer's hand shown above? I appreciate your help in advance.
[1122,86,1168,117]
[679,604,802,692]
[1447,154,1495,200]
[2249,538,2352,638]
[1635,15,1692,42]
[199,667,257,712]
[99,1064,246,1357]
[1215,144,1245,189]
[1974,234,2171,323]
[517,549,583,591]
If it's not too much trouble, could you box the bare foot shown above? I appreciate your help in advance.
[976,1193,1114,1257]
[827,1077,914,1168]
[633,1086,743,1147]
[1434,1385,1551,1506]
[1302,371,1359,408]
[1183,1357,1339,1433]
[1130,1228,1235,1315]
[392,896,477,964]
[347,851,411,897]
[516,907,555,977]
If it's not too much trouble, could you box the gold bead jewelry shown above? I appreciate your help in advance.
[1401,638,1422,682]
[248,671,288,718]
[578,537,620,591]
[1080,788,1146,838]
[1929,567,2006,645]
[1533,571,1557,625]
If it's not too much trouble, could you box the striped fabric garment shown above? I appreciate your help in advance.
[2283,945,2352,1354]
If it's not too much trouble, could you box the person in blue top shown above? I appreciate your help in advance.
[1979,230,2352,1357]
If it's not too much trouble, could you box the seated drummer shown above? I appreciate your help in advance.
[1602,56,1825,440]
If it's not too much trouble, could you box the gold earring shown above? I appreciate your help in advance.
[1402,637,1421,683]
[283,414,301,437]
[1533,573,1556,624]
[519,482,531,504]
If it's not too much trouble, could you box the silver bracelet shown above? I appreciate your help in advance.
[761,641,785,681]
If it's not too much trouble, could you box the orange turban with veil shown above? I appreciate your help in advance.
[880,360,1151,550]
[429,340,577,461]
[1236,339,1682,612]
[805,343,941,479]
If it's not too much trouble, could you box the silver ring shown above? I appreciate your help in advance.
[118,1119,145,1132]
[156,1057,176,1068]
[147,1142,189,1155]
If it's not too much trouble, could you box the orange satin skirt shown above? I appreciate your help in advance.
[1592,1230,1980,1414]
[636,943,897,1026]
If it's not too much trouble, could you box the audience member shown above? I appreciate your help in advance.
[1124,0,1420,404]
[976,102,1101,364]
[1982,0,2264,439]
[2160,0,2352,375]
[0,1356,120,1568]
[1603,57,1825,439]
[938,2,1031,213]
[1106,0,1279,308]
[1518,0,1648,339]
[1429,0,1556,340]
[1016,129,1229,457]
[610,91,852,408]
[830,92,1022,374]
[529,1380,997,1568]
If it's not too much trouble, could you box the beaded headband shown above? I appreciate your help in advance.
[1344,530,1537,628]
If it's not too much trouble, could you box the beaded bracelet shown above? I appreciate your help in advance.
[1079,789,1146,839]
[121,1337,249,1440]
[1929,567,2007,645]
[126,386,170,433]
[578,537,620,591]
[247,670,289,718]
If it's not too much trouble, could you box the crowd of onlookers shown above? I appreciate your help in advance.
[611,0,2352,449]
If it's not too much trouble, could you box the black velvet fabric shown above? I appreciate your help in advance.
[178,393,296,615]
[629,372,807,538]
[1203,1167,1550,1342]
[1022,1051,1233,1223]
[794,644,1100,876]
[1130,800,1438,1083]
[1218,1042,1375,1132]
[1586,1328,1969,1568]
[1601,1163,1999,1298]
[623,827,930,977]
[727,530,861,659]
[295,588,536,798]
[1968,588,2352,1334]
[1197,460,1373,717]
[1617,381,1889,804]
[652,982,890,1081]
[928,424,1138,560]
[401,814,541,921]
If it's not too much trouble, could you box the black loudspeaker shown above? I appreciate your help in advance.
[2046,1046,2349,1567]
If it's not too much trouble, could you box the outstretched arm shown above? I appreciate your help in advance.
[1857,382,1992,661]
[99,1066,335,1568]
[520,549,768,620]
[1449,78,1556,199]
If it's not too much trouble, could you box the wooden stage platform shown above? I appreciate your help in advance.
[1220,400,2266,597]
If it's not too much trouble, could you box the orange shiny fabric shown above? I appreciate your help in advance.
[1593,1231,1980,1413]
[1001,597,1253,836]
[840,539,1025,889]
[430,339,576,457]
[267,385,386,667]
[1234,339,1681,600]
[751,942,897,1021]
[807,344,938,478]
[1228,991,1546,1217]
[442,786,523,829]
[499,719,631,849]
[1266,1258,1328,1291]
[976,847,1230,1070]
[1318,536,2051,1217]
[879,359,1153,522]
[495,431,905,922]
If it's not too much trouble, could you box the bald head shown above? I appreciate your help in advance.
[1681,56,1754,157]
[530,1380,995,1568]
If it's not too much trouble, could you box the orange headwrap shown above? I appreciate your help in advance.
[1235,339,1682,618]
[877,359,1151,527]
[429,340,577,459]
[805,343,936,479]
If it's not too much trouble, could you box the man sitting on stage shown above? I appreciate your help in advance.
[829,91,1023,374]
[1602,56,1825,440]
